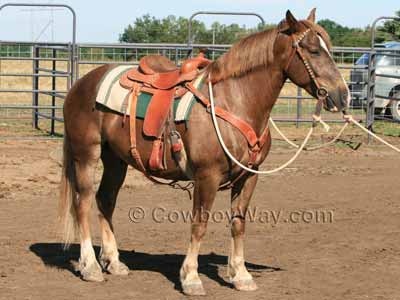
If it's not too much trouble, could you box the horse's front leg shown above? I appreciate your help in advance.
[229,173,258,291]
[180,170,222,296]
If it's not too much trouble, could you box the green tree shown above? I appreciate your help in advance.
[317,19,370,47]
[119,15,259,44]
[378,10,400,41]
[119,14,398,47]
[119,15,210,44]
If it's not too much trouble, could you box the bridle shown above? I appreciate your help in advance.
[284,28,334,125]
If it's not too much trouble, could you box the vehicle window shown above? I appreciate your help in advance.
[377,54,400,66]
[356,54,369,65]
[355,50,400,66]
[377,56,391,66]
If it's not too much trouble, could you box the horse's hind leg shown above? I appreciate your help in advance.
[73,146,104,282]
[96,143,129,276]
[229,174,258,291]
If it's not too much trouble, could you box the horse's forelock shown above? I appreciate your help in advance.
[300,20,332,50]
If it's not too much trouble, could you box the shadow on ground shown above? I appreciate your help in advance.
[30,243,283,292]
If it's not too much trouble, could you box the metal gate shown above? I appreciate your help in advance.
[366,16,400,132]
[0,3,76,137]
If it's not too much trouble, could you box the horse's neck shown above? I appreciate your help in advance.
[214,65,285,134]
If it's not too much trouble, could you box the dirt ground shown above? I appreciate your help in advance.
[1,137,400,300]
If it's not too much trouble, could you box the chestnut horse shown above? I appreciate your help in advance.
[59,9,350,295]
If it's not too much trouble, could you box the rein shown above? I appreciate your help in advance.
[207,75,315,176]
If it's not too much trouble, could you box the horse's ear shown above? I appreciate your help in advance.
[307,8,316,23]
[286,10,300,32]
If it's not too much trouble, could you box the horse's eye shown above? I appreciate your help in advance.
[309,49,320,56]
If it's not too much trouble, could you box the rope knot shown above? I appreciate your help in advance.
[312,114,330,132]
[343,114,354,123]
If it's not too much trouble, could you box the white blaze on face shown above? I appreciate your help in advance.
[318,36,330,55]
[318,36,351,108]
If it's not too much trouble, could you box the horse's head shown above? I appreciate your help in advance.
[278,9,350,113]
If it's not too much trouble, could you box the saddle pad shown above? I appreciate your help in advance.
[95,64,204,121]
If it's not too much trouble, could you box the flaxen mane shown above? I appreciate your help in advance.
[209,20,331,82]
[209,28,279,83]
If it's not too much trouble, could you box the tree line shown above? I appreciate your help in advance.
[119,11,400,47]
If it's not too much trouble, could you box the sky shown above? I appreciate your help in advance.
[0,0,398,43]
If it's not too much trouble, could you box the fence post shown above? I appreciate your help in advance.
[32,45,39,129]
[74,44,80,80]
[67,43,72,90]
[296,87,302,128]
[51,48,56,135]
[366,49,376,138]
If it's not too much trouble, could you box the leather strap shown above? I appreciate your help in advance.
[128,83,147,173]
[127,71,270,190]
[186,82,269,150]
[127,82,187,185]
[186,81,271,189]
[284,29,330,115]
[284,29,310,73]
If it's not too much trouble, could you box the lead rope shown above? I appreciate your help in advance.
[269,118,349,151]
[344,114,400,153]
[270,114,400,153]
[208,76,322,175]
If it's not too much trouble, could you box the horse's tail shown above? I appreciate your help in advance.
[58,133,78,248]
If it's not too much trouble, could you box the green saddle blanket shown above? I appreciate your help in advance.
[95,65,204,122]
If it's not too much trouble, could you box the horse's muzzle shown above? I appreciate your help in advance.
[324,95,339,112]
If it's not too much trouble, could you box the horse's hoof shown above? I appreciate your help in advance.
[182,283,206,296]
[107,261,129,276]
[232,279,258,291]
[80,262,104,282]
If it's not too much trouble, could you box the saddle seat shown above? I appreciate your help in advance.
[123,52,211,90]
[119,51,211,172]
[139,55,178,75]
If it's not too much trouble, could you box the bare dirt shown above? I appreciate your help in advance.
[1,138,400,300]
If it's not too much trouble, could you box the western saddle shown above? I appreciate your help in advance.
[119,52,211,173]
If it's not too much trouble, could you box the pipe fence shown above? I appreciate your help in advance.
[1,41,400,138]
[0,6,399,138]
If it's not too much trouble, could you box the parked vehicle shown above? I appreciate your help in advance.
[349,42,400,121]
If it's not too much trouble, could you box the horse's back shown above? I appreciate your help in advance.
[63,64,114,149]
[64,64,112,111]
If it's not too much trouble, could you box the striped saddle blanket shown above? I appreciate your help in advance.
[95,65,204,122]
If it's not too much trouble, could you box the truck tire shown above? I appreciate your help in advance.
[362,106,384,115]
[388,91,400,122]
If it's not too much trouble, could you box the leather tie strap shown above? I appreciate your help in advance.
[127,82,191,186]
[128,83,147,173]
